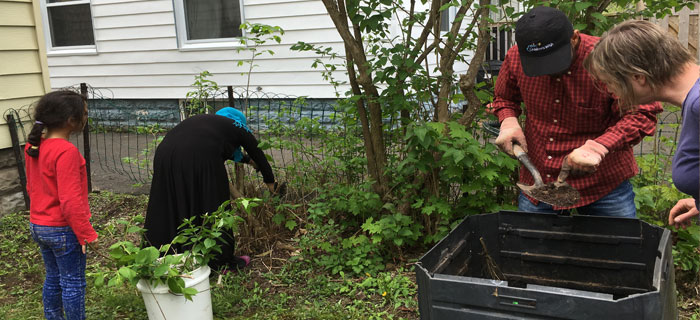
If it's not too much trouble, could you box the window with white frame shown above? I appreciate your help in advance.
[173,0,245,49]
[42,0,95,51]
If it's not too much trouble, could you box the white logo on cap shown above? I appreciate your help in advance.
[526,42,554,52]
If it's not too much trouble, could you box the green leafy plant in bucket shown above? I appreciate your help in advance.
[94,198,260,300]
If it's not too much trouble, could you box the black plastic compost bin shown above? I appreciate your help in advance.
[415,211,676,320]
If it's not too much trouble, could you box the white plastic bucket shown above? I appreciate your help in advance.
[136,265,213,320]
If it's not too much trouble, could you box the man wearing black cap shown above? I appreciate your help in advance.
[491,6,662,216]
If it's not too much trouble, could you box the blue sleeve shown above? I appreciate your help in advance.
[671,80,700,205]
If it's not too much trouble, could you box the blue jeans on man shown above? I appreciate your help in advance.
[518,180,637,217]
[30,224,86,320]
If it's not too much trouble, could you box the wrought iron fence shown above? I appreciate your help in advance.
[3,83,684,198]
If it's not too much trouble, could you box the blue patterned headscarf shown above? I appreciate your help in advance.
[215,107,252,162]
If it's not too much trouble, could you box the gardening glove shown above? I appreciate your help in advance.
[494,117,527,157]
[669,198,699,229]
[566,140,608,175]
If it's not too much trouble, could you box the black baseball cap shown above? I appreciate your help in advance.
[515,6,574,77]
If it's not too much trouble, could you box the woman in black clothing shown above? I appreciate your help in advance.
[144,107,276,270]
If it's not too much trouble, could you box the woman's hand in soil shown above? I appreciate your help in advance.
[669,198,699,229]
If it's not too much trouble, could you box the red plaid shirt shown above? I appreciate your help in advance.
[492,33,662,209]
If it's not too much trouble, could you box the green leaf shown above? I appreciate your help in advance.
[107,276,122,287]
[153,264,170,277]
[118,267,137,280]
[126,226,144,234]
[167,277,185,294]
[591,12,606,22]
[135,247,159,264]
[183,287,198,301]
[272,213,285,225]
[573,23,588,30]
[285,220,298,230]
[574,2,593,11]
[414,127,428,143]
[94,274,105,287]
[203,238,216,249]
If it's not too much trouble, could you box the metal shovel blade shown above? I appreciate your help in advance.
[517,182,580,207]
[516,156,581,207]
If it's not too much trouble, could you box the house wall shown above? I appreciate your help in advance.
[45,0,349,99]
[0,0,51,214]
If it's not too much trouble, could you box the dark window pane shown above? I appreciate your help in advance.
[440,9,450,32]
[184,0,242,40]
[48,4,95,47]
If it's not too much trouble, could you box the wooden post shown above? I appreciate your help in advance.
[679,6,691,49]
[660,15,669,32]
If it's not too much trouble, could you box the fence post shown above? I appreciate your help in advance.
[227,86,235,109]
[227,85,245,192]
[80,83,92,192]
[6,114,30,209]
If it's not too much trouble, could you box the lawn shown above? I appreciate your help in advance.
[0,192,418,320]
[1,191,699,319]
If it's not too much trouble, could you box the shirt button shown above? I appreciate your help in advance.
[567,71,572,75]
[553,119,558,123]
[546,174,551,178]
[556,78,561,82]
[555,99,560,103]
[549,138,554,142]
[547,156,552,160]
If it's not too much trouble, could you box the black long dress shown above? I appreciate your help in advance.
[144,114,274,269]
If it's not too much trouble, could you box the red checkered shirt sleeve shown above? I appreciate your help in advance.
[594,99,662,152]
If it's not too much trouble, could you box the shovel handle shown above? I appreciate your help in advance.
[557,156,572,183]
[513,144,544,186]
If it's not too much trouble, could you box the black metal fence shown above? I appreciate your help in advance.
[79,84,358,193]
[3,83,683,200]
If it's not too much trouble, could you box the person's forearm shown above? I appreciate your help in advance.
[596,101,661,152]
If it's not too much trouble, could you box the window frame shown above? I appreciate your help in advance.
[40,0,97,56]
[172,0,247,51]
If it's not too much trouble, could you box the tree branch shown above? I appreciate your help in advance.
[458,0,491,126]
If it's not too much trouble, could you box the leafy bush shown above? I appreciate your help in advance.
[94,199,257,300]
[392,120,519,243]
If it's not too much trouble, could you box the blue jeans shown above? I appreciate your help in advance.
[30,224,86,320]
[518,180,637,218]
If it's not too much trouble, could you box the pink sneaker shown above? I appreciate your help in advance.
[237,255,251,268]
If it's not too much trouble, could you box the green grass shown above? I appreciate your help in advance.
[0,203,418,320]
[4,191,700,319]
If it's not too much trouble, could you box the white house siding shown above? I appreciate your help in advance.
[46,0,348,99]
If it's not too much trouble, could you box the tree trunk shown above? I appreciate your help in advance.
[322,0,389,196]
[458,0,491,126]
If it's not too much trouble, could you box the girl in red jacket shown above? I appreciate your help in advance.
[25,90,98,320]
